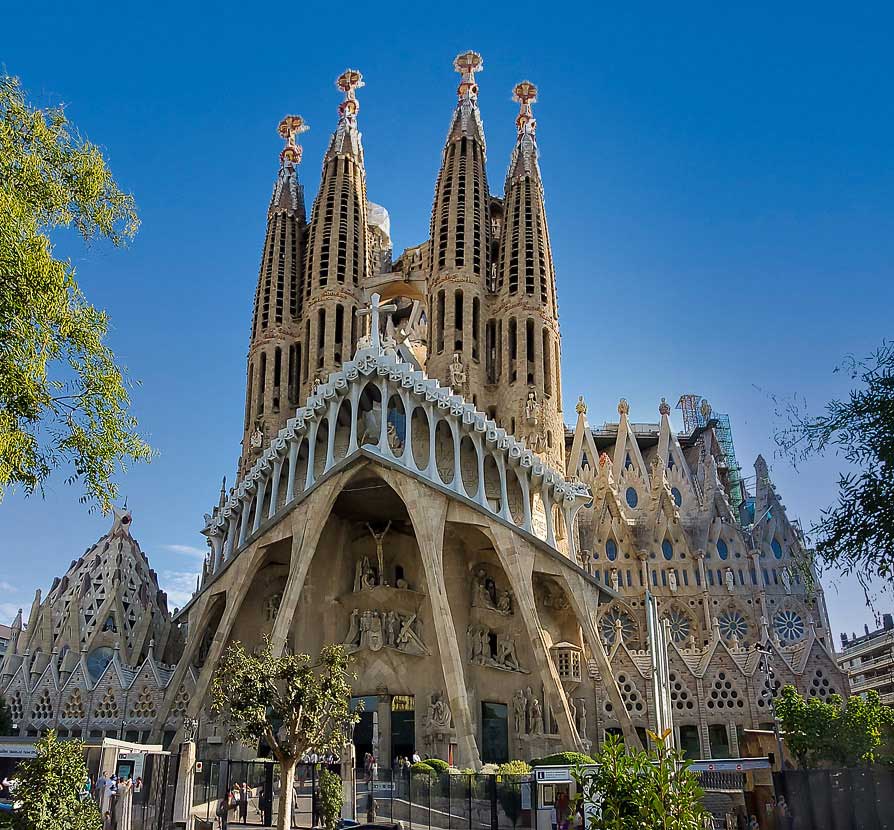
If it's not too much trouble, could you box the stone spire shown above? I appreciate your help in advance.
[302,69,370,393]
[492,82,563,468]
[427,51,492,405]
[241,115,310,478]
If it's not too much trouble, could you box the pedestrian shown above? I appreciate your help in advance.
[256,783,265,819]
[216,793,231,830]
[748,816,760,830]
[366,791,377,824]
[239,782,249,824]
[96,771,108,805]
[134,776,143,795]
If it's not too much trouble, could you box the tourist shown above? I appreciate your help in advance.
[115,776,133,830]
[134,776,143,795]
[411,751,421,763]
[747,816,760,830]
[239,782,249,824]
[96,771,108,805]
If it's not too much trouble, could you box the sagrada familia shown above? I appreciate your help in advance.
[1,53,846,767]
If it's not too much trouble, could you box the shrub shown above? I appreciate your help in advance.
[317,769,343,830]
[530,751,595,767]
[497,760,532,776]
[424,758,449,773]
[411,761,436,775]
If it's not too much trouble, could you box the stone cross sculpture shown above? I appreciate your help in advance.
[357,293,397,352]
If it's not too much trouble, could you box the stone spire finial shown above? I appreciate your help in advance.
[659,397,671,416]
[576,395,587,416]
[336,69,364,118]
[513,81,537,135]
[277,114,309,167]
[454,50,483,100]
[618,398,630,417]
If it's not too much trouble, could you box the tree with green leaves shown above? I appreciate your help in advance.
[0,74,150,511]
[774,341,894,597]
[210,638,358,830]
[573,730,707,830]
[10,730,101,830]
[774,684,894,768]
[0,695,12,736]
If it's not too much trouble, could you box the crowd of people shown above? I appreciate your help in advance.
[92,771,142,829]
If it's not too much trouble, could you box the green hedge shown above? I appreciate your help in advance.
[411,761,436,775]
[423,758,449,773]
[529,751,595,767]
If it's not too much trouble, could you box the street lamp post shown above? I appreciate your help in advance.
[756,646,786,770]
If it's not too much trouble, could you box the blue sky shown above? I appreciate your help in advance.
[1,1,892,640]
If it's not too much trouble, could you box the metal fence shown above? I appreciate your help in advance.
[130,753,179,830]
[355,770,534,830]
[773,767,894,830]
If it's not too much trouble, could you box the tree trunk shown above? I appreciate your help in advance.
[277,758,296,830]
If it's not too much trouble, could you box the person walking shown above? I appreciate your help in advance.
[239,782,249,824]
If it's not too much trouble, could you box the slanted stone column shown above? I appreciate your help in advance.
[172,740,197,827]
[386,473,481,769]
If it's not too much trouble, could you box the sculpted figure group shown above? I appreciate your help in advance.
[343,608,427,655]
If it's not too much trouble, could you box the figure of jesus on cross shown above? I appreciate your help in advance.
[356,293,396,352]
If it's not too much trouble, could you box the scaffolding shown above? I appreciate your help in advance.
[676,395,746,517]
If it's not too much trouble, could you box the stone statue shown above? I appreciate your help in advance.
[496,590,513,615]
[610,569,620,592]
[347,608,426,655]
[525,391,538,424]
[567,695,577,729]
[427,692,451,730]
[512,689,527,734]
[668,570,678,594]
[250,421,264,450]
[366,522,392,587]
[496,633,520,671]
[397,613,426,654]
[344,609,361,647]
[385,610,400,647]
[386,421,403,452]
[578,699,587,737]
[780,568,792,594]
[725,568,736,594]
[450,353,466,390]
[529,696,544,735]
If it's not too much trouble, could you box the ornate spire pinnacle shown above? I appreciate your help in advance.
[277,114,309,167]
[513,81,537,135]
[336,69,364,119]
[454,50,483,100]
[325,69,365,160]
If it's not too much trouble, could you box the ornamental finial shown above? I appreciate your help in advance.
[336,69,364,119]
[513,81,537,135]
[618,398,630,416]
[575,395,587,416]
[454,50,483,100]
[659,397,671,416]
[277,115,309,166]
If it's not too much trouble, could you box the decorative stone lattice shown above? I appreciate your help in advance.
[31,688,53,721]
[8,692,23,722]
[664,609,691,644]
[129,686,157,719]
[773,609,804,643]
[718,610,748,641]
[669,671,695,713]
[616,672,646,715]
[808,668,836,699]
[706,671,744,711]
[93,688,119,720]
[63,688,86,720]
[170,686,190,719]
[599,607,636,644]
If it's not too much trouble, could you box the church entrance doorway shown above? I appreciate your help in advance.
[390,695,415,765]
[351,695,379,767]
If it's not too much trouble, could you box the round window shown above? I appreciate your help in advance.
[625,487,638,509]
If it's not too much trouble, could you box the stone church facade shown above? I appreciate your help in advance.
[1,52,845,766]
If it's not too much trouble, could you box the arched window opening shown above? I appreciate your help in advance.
[454,290,464,352]
[272,347,282,412]
[508,318,517,384]
[543,329,552,398]
[317,307,326,370]
[334,304,345,365]
[257,352,266,416]
[472,296,480,362]
[436,290,445,354]
[485,319,497,382]
[525,318,535,385]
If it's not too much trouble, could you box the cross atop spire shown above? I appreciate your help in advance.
[277,114,309,166]
[454,50,483,100]
[356,293,397,352]
[513,81,537,135]
[336,69,364,119]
